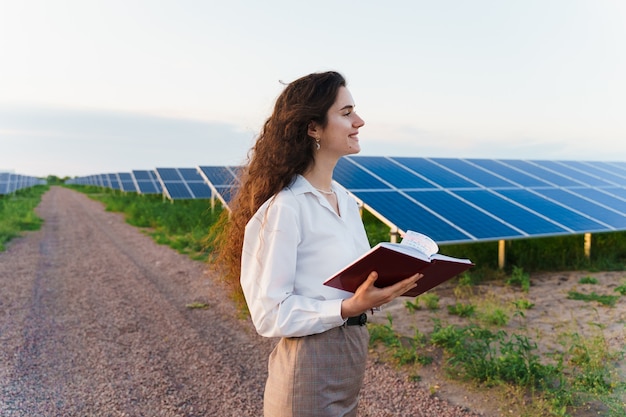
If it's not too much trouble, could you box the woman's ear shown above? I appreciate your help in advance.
[307,122,320,139]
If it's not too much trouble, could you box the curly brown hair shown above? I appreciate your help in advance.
[210,71,347,293]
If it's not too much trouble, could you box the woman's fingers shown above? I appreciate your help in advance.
[351,271,424,313]
[370,272,423,306]
[388,272,422,296]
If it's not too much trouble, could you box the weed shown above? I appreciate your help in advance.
[474,293,511,327]
[0,185,47,251]
[368,314,398,348]
[408,374,421,382]
[567,291,620,307]
[511,298,534,324]
[506,266,531,292]
[421,293,440,310]
[447,302,475,318]
[430,322,557,388]
[404,298,421,313]
[186,302,210,309]
[457,272,477,286]
[615,283,626,296]
[481,308,509,326]
[453,273,476,298]
[579,276,599,285]
[553,332,626,415]
[369,316,432,366]
[512,299,535,310]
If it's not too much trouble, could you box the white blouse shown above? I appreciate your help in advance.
[240,174,371,338]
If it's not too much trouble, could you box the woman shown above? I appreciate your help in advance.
[213,71,420,416]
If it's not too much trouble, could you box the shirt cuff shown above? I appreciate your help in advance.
[320,298,346,327]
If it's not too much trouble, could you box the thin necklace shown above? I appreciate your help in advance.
[315,187,335,195]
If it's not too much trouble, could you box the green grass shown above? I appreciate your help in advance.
[579,276,599,285]
[567,291,620,307]
[185,302,210,309]
[431,322,555,388]
[506,265,531,292]
[371,265,626,416]
[404,298,421,312]
[440,231,626,274]
[512,298,535,311]
[447,302,476,317]
[0,185,48,251]
[420,293,440,310]
[370,312,626,417]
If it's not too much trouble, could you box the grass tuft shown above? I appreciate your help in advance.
[0,185,48,251]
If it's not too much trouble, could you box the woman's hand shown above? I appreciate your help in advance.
[340,271,422,319]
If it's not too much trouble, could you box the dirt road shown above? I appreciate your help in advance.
[0,187,480,417]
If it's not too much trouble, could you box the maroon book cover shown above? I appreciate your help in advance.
[323,243,474,297]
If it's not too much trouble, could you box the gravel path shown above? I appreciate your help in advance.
[0,187,483,417]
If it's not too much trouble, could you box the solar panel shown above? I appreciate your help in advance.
[0,173,45,194]
[494,160,584,187]
[454,189,568,236]
[131,170,162,194]
[532,188,626,229]
[0,173,9,195]
[406,190,525,240]
[187,182,213,199]
[155,167,212,200]
[333,157,391,190]
[108,174,122,190]
[345,157,435,189]
[156,168,181,181]
[531,160,614,187]
[333,156,626,244]
[496,188,611,233]
[466,159,553,187]
[397,157,483,188]
[197,165,241,207]
[118,173,137,193]
[565,161,626,185]
[351,190,471,241]
[6,174,15,193]
[595,161,626,177]
[162,181,193,199]
[214,185,237,205]
[429,158,516,188]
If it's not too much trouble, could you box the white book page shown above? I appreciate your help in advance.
[378,242,431,262]
[430,253,473,264]
[399,231,439,257]
[396,231,472,264]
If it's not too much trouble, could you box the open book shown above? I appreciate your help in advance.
[323,231,474,297]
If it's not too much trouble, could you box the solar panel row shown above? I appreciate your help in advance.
[0,172,46,195]
[334,157,626,244]
[68,172,162,195]
[67,166,238,207]
[67,157,626,247]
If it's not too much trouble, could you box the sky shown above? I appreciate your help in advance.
[1,0,625,178]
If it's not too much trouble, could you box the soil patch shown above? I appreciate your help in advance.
[368,269,626,416]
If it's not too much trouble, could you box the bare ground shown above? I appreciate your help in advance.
[370,255,626,416]
[0,187,483,417]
